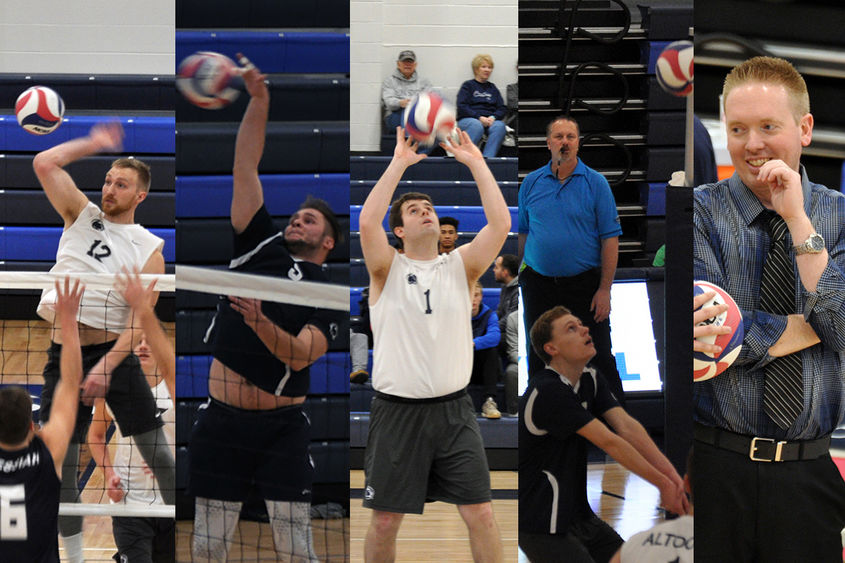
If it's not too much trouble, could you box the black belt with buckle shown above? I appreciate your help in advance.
[694,424,830,462]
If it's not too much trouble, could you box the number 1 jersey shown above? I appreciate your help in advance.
[370,251,472,398]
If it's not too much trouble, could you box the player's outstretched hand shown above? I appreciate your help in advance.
[237,53,269,100]
[693,291,731,354]
[440,128,483,165]
[106,473,125,503]
[117,267,156,314]
[54,277,84,324]
[89,121,124,153]
[393,127,428,167]
[229,296,268,333]
[659,478,689,516]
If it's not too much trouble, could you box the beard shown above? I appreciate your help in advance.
[102,197,132,217]
[283,235,320,256]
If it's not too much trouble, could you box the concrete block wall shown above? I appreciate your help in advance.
[351,0,517,152]
[0,0,174,75]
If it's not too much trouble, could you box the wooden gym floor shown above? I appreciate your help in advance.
[351,463,663,563]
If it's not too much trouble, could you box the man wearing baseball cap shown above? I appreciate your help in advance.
[381,49,432,131]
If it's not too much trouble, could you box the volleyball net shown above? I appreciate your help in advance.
[0,268,350,562]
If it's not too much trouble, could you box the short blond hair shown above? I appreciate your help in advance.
[722,56,810,124]
[472,54,494,74]
[112,157,151,192]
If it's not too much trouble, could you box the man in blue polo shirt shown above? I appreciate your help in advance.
[518,115,624,404]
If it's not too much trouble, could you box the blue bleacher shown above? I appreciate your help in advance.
[0,226,175,262]
[351,156,517,183]
[176,351,350,398]
[176,174,350,218]
[351,179,519,207]
[349,205,517,232]
[175,31,349,74]
[0,116,174,153]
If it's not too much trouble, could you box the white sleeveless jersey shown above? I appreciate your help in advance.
[106,380,174,505]
[370,251,472,398]
[37,202,164,331]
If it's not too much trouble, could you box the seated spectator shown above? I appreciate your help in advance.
[505,81,518,144]
[471,281,502,419]
[381,50,432,131]
[439,216,459,254]
[503,310,519,416]
[493,254,519,346]
[457,54,507,158]
[350,287,372,384]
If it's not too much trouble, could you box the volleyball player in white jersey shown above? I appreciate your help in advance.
[359,127,511,562]
[88,270,175,562]
[32,123,175,563]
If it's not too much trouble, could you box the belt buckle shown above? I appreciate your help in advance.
[749,436,786,462]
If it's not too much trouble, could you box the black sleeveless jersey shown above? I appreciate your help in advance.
[208,205,341,396]
[0,435,60,562]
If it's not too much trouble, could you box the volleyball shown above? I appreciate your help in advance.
[15,86,65,135]
[403,92,457,145]
[176,51,241,110]
[655,40,693,97]
[694,280,743,382]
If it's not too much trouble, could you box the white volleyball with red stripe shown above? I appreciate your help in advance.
[694,280,743,382]
[15,86,65,135]
[655,40,694,97]
[403,92,457,145]
[176,51,241,110]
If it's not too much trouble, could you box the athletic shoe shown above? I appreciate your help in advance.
[482,397,501,419]
[350,369,369,384]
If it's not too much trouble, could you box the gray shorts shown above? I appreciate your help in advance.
[363,389,491,514]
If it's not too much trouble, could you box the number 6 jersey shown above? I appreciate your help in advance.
[37,202,164,332]
[370,250,472,398]
[0,435,60,562]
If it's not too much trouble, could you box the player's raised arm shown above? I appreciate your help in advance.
[447,130,510,283]
[231,54,270,234]
[359,127,426,282]
[117,267,176,401]
[40,277,84,477]
[32,122,124,227]
[80,250,164,404]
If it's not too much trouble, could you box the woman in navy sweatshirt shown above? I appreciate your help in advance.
[457,54,507,158]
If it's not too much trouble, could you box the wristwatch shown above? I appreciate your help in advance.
[793,232,825,255]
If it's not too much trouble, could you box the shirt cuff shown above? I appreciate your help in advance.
[740,309,787,369]
[800,259,845,321]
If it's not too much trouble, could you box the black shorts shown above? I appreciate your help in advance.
[363,390,491,514]
[188,398,313,502]
[40,341,162,442]
[519,514,623,563]
[112,516,175,563]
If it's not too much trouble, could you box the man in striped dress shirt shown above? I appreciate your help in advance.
[693,56,845,562]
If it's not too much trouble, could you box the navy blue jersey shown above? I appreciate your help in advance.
[519,367,619,535]
[0,435,60,562]
[209,205,340,396]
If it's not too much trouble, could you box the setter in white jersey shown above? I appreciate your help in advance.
[32,123,174,563]
[359,127,511,562]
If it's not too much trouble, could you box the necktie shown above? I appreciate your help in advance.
[759,213,804,429]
